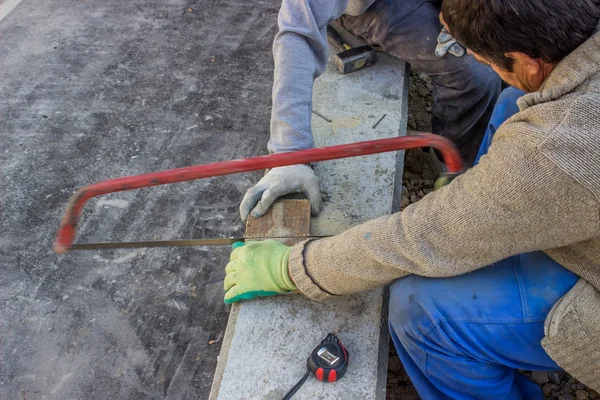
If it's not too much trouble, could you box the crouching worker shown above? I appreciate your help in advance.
[224,0,600,397]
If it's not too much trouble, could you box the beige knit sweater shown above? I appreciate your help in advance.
[288,30,600,389]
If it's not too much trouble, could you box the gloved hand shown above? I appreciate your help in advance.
[435,26,465,58]
[224,240,296,304]
[239,164,321,222]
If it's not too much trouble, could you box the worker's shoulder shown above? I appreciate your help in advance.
[493,84,600,197]
[504,82,600,200]
[538,85,600,197]
[545,80,600,144]
[498,79,600,147]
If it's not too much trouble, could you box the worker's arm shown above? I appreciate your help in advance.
[240,0,350,221]
[286,129,600,300]
[268,0,348,153]
[226,125,598,303]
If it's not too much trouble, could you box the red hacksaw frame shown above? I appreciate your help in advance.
[54,134,463,253]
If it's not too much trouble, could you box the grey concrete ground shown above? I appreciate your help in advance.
[0,0,279,398]
[0,0,24,20]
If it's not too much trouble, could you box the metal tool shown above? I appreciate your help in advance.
[282,333,349,400]
[327,24,376,74]
[54,134,463,254]
[69,236,329,250]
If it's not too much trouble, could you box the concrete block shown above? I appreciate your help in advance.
[211,51,408,399]
[311,51,409,234]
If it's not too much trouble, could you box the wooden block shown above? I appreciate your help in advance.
[244,199,310,246]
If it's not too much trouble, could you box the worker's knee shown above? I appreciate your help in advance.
[428,56,501,104]
[339,0,501,97]
[364,0,501,94]
[388,276,438,343]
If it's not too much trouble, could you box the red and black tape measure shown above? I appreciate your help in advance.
[307,333,349,382]
[282,333,349,399]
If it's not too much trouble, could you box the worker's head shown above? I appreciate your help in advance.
[441,0,600,92]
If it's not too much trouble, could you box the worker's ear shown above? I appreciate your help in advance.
[505,52,542,75]
[504,51,553,91]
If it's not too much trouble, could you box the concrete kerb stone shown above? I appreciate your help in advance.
[0,0,24,21]
[210,51,408,400]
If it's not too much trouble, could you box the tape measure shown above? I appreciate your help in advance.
[282,333,349,399]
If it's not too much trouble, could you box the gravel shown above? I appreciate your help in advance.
[533,370,551,385]
[386,70,597,399]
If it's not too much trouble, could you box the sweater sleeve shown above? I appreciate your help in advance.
[288,131,600,300]
[267,0,349,154]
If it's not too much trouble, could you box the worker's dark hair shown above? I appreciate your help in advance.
[442,0,600,71]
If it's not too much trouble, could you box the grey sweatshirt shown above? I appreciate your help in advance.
[267,0,375,153]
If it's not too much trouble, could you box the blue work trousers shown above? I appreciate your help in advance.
[388,87,580,399]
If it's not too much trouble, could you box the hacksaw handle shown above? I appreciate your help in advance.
[54,134,463,253]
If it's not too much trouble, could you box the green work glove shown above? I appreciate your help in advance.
[224,240,296,304]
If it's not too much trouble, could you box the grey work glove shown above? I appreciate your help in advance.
[239,165,322,222]
[435,27,465,58]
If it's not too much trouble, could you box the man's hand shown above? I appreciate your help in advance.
[239,165,321,222]
[224,240,296,304]
[435,26,465,58]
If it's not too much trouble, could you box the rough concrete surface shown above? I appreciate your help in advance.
[213,52,408,399]
[0,0,280,398]
[311,52,409,235]
[216,293,386,400]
